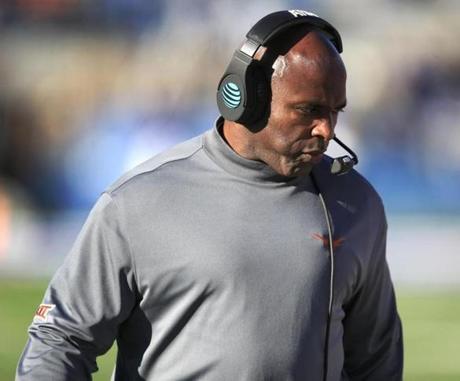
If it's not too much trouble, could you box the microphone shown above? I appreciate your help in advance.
[330,136,359,175]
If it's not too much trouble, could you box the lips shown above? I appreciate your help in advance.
[301,140,328,156]
[301,149,325,156]
[296,150,325,165]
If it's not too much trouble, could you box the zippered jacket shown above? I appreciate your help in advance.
[17,121,403,380]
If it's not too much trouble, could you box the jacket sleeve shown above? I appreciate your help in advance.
[342,212,403,380]
[16,192,138,381]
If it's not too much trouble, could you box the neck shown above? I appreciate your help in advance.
[221,120,259,161]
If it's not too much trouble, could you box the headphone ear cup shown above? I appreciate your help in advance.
[217,74,246,122]
[216,61,270,126]
[246,66,270,125]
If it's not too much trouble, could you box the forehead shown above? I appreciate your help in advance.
[272,51,347,103]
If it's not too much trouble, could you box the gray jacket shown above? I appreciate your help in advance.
[17,124,403,380]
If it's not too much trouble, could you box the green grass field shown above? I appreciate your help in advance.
[1,279,459,381]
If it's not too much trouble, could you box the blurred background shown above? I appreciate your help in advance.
[0,0,459,380]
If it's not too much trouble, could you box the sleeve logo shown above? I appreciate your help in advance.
[34,304,55,321]
[288,10,319,18]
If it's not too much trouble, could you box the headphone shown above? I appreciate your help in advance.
[216,10,358,176]
[216,10,343,126]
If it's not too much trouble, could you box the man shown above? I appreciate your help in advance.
[17,10,403,381]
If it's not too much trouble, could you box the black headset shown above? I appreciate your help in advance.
[216,10,343,126]
[216,10,358,176]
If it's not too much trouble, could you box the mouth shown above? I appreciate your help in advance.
[295,150,325,165]
[301,149,326,158]
[299,139,327,155]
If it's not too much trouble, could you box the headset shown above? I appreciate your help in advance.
[216,9,358,176]
[216,10,361,380]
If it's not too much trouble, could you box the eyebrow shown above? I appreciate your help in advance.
[295,100,348,110]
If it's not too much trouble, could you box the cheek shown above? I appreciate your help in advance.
[265,112,305,151]
[262,124,296,154]
[267,123,310,156]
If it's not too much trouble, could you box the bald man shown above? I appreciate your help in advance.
[223,28,347,178]
[17,11,403,381]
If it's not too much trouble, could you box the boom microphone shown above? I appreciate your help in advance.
[330,136,359,175]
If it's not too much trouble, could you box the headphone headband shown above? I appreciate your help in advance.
[246,10,342,53]
[216,10,343,126]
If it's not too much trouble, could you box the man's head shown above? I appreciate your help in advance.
[222,25,347,177]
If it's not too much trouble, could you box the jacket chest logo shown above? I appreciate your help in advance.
[312,233,345,250]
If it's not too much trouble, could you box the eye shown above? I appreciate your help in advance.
[330,108,344,118]
[295,104,346,119]
[296,105,323,117]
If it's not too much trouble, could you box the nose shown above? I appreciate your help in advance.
[311,113,335,142]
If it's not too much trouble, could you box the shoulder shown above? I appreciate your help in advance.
[106,133,205,197]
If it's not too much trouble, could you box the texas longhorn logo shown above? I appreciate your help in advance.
[34,304,55,321]
[312,233,345,250]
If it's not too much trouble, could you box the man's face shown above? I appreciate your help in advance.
[252,47,347,177]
